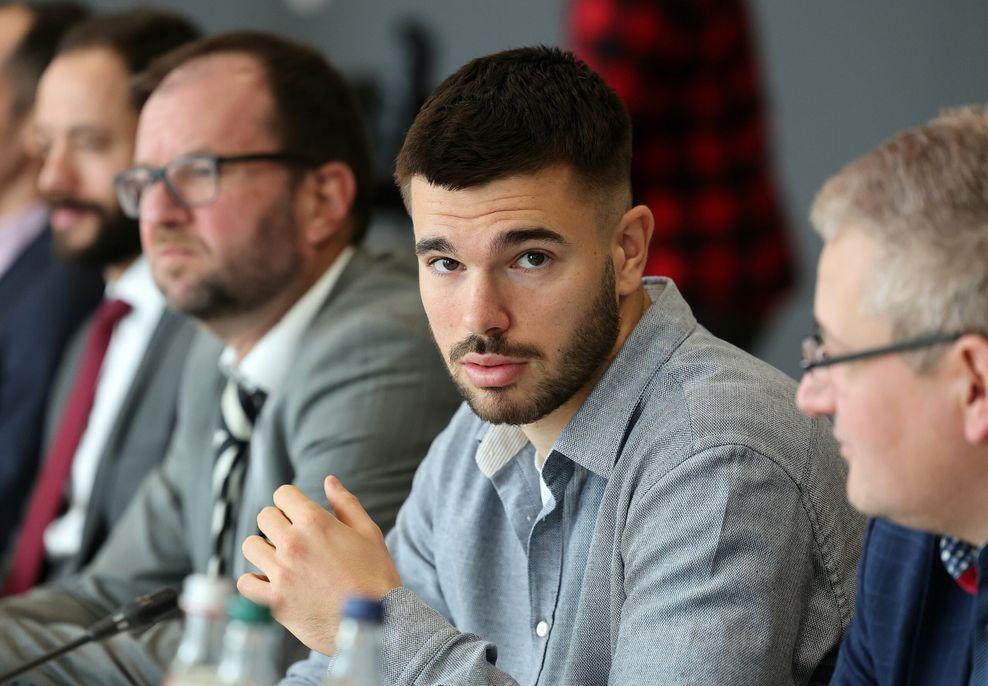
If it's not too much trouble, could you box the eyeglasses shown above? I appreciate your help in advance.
[800,331,966,372]
[113,152,317,219]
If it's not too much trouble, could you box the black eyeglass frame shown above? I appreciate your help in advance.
[800,331,968,372]
[114,151,318,219]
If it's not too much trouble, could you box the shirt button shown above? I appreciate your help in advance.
[535,620,550,637]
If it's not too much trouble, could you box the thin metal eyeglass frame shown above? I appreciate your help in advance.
[114,152,317,219]
[800,331,967,372]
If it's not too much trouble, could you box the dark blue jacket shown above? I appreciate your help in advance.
[0,229,103,553]
[832,517,977,685]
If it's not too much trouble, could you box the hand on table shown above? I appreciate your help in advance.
[238,475,401,654]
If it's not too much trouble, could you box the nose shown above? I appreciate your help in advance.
[795,370,835,418]
[37,142,77,196]
[138,176,190,229]
[462,273,510,338]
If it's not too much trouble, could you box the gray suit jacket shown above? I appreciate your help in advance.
[39,308,196,578]
[0,250,460,685]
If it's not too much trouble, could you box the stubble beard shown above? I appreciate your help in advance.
[158,191,302,323]
[449,259,621,426]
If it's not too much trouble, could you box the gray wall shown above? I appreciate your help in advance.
[749,0,988,375]
[83,0,988,376]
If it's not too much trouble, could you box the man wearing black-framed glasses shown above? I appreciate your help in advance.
[796,107,988,685]
[0,30,460,683]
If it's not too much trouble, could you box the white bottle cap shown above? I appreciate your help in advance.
[179,573,233,616]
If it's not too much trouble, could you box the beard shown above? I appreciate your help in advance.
[46,194,141,266]
[156,190,302,322]
[447,258,620,426]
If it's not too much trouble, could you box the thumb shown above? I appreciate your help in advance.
[323,475,383,541]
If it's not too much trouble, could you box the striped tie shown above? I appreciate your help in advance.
[208,378,266,578]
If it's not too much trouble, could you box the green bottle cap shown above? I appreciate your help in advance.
[227,595,272,624]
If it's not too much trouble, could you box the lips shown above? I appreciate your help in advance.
[154,244,194,258]
[461,354,528,388]
[50,206,96,231]
[151,236,199,260]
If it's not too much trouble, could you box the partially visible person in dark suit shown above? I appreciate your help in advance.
[0,0,101,556]
[1,8,200,595]
[797,107,988,685]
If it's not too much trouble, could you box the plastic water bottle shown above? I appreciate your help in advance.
[324,596,384,685]
[164,574,233,686]
[216,596,279,685]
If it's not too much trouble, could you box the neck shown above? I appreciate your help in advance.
[206,290,303,361]
[205,247,341,361]
[522,286,652,457]
[949,468,988,547]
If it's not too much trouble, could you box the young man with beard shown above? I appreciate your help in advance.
[0,0,101,556]
[796,108,988,684]
[0,9,201,594]
[243,47,865,686]
[0,30,460,684]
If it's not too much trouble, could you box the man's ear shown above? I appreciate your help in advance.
[612,204,654,297]
[956,334,988,445]
[299,161,356,246]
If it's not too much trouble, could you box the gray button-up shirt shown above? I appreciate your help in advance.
[284,278,864,685]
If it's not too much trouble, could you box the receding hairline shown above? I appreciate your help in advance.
[148,49,265,100]
[142,50,276,135]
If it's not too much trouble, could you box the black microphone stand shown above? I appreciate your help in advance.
[0,588,179,684]
[0,635,91,683]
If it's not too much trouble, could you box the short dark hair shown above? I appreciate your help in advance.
[3,1,89,117]
[135,31,373,243]
[58,7,200,108]
[395,46,632,210]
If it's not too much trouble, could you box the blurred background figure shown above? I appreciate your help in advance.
[0,0,101,557]
[569,0,794,350]
[1,8,200,596]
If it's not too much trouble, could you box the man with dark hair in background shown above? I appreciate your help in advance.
[244,46,864,685]
[0,8,201,595]
[0,0,100,556]
[0,30,459,684]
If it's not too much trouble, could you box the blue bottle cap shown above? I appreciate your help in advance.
[342,596,383,623]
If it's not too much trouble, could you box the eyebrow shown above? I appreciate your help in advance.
[131,147,214,169]
[813,320,848,349]
[492,228,567,253]
[414,227,569,258]
[67,125,113,140]
[414,236,455,256]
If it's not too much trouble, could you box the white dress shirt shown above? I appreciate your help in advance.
[44,257,166,561]
[220,246,354,398]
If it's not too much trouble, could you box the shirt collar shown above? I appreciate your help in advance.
[553,277,694,477]
[474,277,696,479]
[940,535,980,595]
[104,257,164,314]
[219,246,354,396]
[475,424,530,478]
